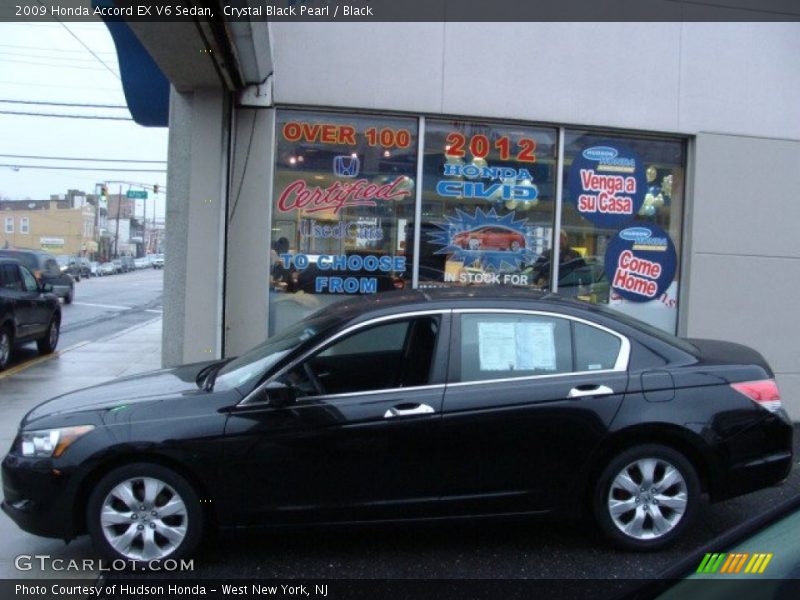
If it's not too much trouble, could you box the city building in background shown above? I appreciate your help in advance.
[1,194,96,256]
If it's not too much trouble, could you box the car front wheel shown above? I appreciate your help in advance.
[64,286,74,304]
[87,463,204,566]
[592,444,699,550]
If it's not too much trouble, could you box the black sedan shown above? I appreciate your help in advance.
[0,258,61,370]
[1,289,793,565]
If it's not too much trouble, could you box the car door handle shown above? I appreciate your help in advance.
[383,403,436,418]
[567,384,614,399]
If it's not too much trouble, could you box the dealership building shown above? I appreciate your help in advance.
[109,14,800,417]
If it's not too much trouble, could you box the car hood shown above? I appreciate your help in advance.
[22,361,216,426]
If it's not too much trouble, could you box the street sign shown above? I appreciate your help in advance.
[127,190,148,199]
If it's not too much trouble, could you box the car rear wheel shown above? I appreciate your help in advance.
[0,326,13,370]
[36,317,60,355]
[592,444,699,550]
[87,463,203,566]
[64,286,74,304]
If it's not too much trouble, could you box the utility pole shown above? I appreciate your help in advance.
[113,184,122,257]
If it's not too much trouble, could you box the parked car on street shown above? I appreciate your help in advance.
[88,261,99,277]
[0,249,75,304]
[0,258,61,370]
[1,289,792,565]
[120,256,136,273]
[134,257,150,269]
[151,254,164,269]
[97,262,116,276]
[77,257,92,279]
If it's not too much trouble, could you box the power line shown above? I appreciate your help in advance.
[0,154,165,164]
[0,49,105,63]
[32,1,122,82]
[0,57,119,73]
[0,80,123,93]
[2,164,166,173]
[0,43,116,56]
[0,99,128,109]
[0,110,133,121]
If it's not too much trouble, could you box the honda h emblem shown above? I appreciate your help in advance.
[333,155,360,178]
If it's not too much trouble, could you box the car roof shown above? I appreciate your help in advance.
[316,287,585,321]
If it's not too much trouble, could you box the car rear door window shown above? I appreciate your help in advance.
[459,313,572,382]
[573,321,622,371]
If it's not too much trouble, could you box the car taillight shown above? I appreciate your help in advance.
[731,379,782,413]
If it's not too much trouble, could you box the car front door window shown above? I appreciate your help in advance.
[280,317,440,398]
[19,267,39,293]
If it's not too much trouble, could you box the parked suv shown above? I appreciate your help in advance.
[0,258,61,370]
[0,249,75,304]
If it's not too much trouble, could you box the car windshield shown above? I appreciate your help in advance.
[213,315,335,391]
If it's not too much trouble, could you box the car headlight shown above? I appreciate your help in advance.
[19,425,94,458]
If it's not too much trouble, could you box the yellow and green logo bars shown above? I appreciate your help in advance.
[696,552,773,574]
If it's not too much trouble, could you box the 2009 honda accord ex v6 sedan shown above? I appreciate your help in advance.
[2,289,793,563]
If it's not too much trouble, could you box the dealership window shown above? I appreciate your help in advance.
[19,217,29,234]
[417,120,558,289]
[559,132,685,332]
[269,110,418,334]
[4,216,13,234]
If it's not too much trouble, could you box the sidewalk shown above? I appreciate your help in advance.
[0,318,163,579]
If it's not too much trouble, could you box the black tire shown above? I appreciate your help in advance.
[592,444,700,551]
[36,316,60,355]
[64,286,74,304]
[0,326,13,371]
[87,463,204,567]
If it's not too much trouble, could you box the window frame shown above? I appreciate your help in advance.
[4,216,13,234]
[448,308,630,388]
[19,217,29,235]
[241,309,451,406]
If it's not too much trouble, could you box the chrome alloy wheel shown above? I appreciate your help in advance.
[607,457,688,540]
[100,476,188,560]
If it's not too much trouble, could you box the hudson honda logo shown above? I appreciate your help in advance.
[604,224,677,303]
[333,155,360,178]
[582,146,618,161]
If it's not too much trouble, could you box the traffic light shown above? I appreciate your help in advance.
[153,184,159,195]
[100,184,108,198]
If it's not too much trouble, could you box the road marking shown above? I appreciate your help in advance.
[72,302,133,310]
[0,340,91,380]
[145,309,163,314]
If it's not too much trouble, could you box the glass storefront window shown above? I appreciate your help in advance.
[561,131,685,332]
[416,120,558,289]
[269,110,418,334]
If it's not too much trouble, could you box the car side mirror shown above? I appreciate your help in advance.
[264,382,296,408]
[41,283,54,293]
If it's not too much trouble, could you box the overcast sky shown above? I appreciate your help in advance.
[0,20,168,220]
